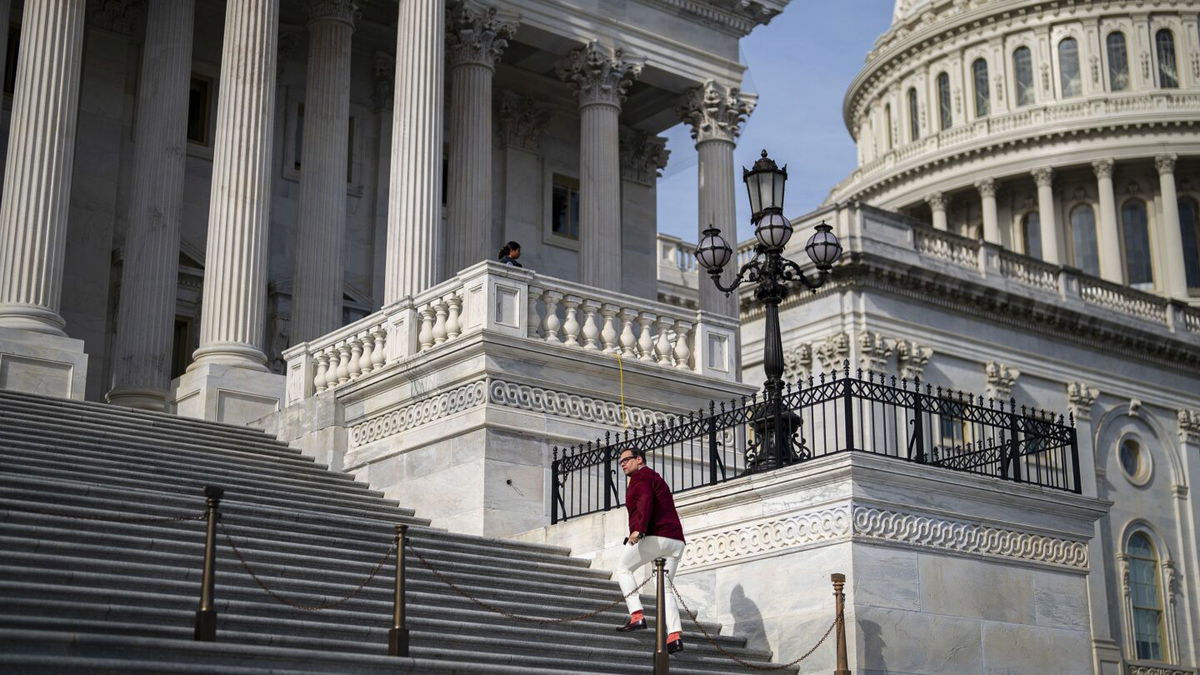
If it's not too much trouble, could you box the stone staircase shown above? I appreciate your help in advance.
[0,390,793,673]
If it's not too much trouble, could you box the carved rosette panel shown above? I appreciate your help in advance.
[498,91,549,151]
[446,3,516,68]
[619,129,670,185]
[350,379,488,447]
[678,80,756,144]
[556,41,643,108]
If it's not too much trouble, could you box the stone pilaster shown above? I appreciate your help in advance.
[290,0,357,344]
[926,192,948,231]
[191,0,280,370]
[976,178,999,243]
[680,80,754,318]
[445,3,516,277]
[385,0,444,303]
[557,41,642,291]
[107,0,195,410]
[1031,167,1060,264]
[1092,159,1123,283]
[0,0,88,335]
[984,360,1019,400]
[1156,153,1189,298]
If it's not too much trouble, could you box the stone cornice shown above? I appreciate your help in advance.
[639,0,784,37]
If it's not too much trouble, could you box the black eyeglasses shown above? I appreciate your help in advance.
[618,456,636,465]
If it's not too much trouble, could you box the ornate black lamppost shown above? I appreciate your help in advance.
[694,150,843,471]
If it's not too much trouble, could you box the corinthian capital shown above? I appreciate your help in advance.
[305,0,359,26]
[1155,153,1178,175]
[447,2,517,68]
[678,80,756,144]
[498,90,549,151]
[619,129,670,185]
[556,41,643,109]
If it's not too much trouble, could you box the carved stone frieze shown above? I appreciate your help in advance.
[556,41,643,108]
[350,379,489,447]
[1065,382,1099,420]
[1178,409,1200,444]
[782,342,813,383]
[678,80,756,144]
[858,332,895,374]
[498,91,549,151]
[641,0,779,36]
[1126,665,1193,675]
[681,503,1088,571]
[619,129,670,186]
[487,379,673,429]
[446,2,517,68]
[984,361,1019,400]
[814,332,850,373]
[895,339,932,381]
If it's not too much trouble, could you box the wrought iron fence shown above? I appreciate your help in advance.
[550,362,1081,523]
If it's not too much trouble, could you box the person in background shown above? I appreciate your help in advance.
[498,241,522,267]
[612,447,686,655]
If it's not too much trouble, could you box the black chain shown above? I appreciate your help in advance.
[406,538,652,625]
[220,519,394,612]
[669,577,837,671]
[3,504,205,524]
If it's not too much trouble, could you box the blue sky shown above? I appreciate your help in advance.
[656,1,895,243]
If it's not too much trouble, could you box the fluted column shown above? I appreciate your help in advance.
[445,4,515,277]
[976,179,999,243]
[1156,153,1189,298]
[926,192,948,231]
[107,0,196,409]
[1032,167,1060,264]
[557,42,642,291]
[191,0,279,370]
[0,0,87,334]
[385,0,444,303]
[1093,159,1123,284]
[290,0,357,344]
[680,81,754,317]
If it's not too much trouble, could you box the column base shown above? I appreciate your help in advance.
[170,362,284,426]
[0,303,68,336]
[106,387,169,411]
[189,342,270,372]
[0,326,87,400]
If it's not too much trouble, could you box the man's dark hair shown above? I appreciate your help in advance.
[619,447,646,462]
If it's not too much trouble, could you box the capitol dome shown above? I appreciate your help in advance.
[829,0,1200,302]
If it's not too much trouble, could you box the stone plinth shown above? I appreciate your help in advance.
[170,362,284,427]
[0,327,87,399]
[515,452,1107,673]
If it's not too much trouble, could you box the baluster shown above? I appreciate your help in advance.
[336,342,352,384]
[580,300,600,350]
[445,293,462,340]
[561,296,582,347]
[655,317,673,366]
[347,339,363,380]
[527,286,543,338]
[599,304,619,353]
[357,332,374,374]
[432,299,449,344]
[637,312,656,362]
[418,306,435,350]
[370,325,387,369]
[313,350,330,392]
[542,290,563,344]
[672,319,693,370]
[618,308,637,357]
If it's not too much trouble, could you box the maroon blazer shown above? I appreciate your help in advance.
[625,466,684,542]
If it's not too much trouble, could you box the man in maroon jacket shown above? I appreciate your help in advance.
[613,447,686,654]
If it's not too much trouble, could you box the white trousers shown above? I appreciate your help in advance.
[614,535,685,636]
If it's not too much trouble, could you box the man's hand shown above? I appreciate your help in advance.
[628,531,641,545]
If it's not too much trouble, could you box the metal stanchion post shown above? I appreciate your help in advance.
[832,573,849,675]
[194,485,223,641]
[653,557,669,674]
[389,524,410,657]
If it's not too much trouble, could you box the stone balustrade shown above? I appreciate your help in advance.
[282,261,740,405]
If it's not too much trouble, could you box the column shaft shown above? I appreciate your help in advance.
[192,0,279,370]
[1093,160,1123,283]
[0,0,86,334]
[977,180,999,243]
[580,101,622,290]
[291,6,355,343]
[1033,168,1060,264]
[446,61,494,276]
[927,193,948,231]
[697,138,738,316]
[385,1,444,304]
[1156,155,1189,298]
[108,0,195,408]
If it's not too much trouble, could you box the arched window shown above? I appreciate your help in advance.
[1179,197,1200,288]
[1071,204,1100,276]
[907,87,920,141]
[1157,29,1178,88]
[972,58,990,117]
[884,103,893,149]
[1014,46,1035,106]
[1122,199,1154,288]
[1059,38,1082,97]
[937,73,952,130]
[1022,212,1042,259]
[1107,32,1130,91]
[1126,532,1166,660]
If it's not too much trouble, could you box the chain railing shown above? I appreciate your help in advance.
[553,361,1082,522]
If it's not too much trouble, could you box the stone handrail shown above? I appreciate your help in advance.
[997,250,1058,292]
[282,261,739,405]
[913,226,979,270]
[1077,276,1170,326]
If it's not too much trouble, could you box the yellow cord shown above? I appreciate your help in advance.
[614,352,630,428]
